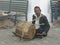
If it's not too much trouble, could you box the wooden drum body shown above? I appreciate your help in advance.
[16,21,36,39]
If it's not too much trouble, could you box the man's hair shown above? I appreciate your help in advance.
[34,6,41,10]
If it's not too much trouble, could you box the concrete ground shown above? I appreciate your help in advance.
[0,24,60,45]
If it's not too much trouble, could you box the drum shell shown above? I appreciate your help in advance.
[16,21,36,39]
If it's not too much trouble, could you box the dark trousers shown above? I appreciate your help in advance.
[36,28,44,34]
[33,27,50,38]
[35,28,47,37]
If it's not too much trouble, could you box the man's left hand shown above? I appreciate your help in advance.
[40,32,46,36]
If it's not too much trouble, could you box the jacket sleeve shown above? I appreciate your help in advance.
[43,16,50,33]
[32,15,36,24]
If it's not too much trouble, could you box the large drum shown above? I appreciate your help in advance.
[15,21,36,39]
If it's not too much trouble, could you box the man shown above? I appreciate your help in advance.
[32,6,50,38]
[53,1,60,24]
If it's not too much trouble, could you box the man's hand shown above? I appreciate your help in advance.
[41,23,45,25]
[40,32,46,36]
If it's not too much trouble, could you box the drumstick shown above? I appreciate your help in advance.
[29,20,45,26]
[32,23,45,26]
[28,18,45,25]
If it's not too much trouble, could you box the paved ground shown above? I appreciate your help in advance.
[0,24,60,45]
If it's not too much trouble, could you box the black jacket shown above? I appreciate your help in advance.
[32,14,50,33]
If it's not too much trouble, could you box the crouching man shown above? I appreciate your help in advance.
[32,6,50,38]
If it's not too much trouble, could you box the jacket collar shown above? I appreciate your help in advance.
[34,13,43,18]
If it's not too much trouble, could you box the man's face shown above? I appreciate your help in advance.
[34,8,41,16]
